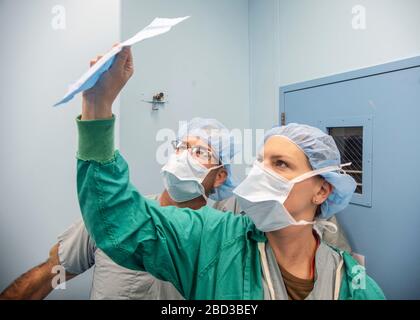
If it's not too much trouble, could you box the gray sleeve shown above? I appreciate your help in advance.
[57,219,96,274]
[212,196,242,214]
[57,195,159,275]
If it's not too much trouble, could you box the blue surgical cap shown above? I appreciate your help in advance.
[177,118,240,201]
[263,123,357,219]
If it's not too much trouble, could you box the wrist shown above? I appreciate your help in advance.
[82,97,113,120]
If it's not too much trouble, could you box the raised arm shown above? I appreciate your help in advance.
[76,47,253,299]
[77,47,203,298]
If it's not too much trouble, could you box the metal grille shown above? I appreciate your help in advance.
[328,127,363,194]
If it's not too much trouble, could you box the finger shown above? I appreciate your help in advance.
[125,47,133,70]
[112,42,121,48]
[112,46,131,71]
[89,55,103,67]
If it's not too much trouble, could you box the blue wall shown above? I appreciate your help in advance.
[281,58,420,299]
[0,0,121,299]
[248,0,420,129]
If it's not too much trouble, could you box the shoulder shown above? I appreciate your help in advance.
[212,196,242,214]
[57,218,95,249]
[57,219,97,274]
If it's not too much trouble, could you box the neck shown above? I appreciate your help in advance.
[159,190,207,210]
[266,225,318,280]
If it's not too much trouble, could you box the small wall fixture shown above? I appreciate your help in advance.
[142,92,167,110]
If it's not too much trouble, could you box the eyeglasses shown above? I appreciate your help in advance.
[171,140,220,165]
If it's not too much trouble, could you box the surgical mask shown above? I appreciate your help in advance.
[233,160,349,232]
[161,151,222,202]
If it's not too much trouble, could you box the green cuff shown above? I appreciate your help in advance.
[76,115,115,163]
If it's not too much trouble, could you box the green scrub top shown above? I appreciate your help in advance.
[75,115,385,300]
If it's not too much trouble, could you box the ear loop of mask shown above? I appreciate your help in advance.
[316,220,338,234]
[291,162,353,184]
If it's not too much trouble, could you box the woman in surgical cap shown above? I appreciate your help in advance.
[76,47,385,300]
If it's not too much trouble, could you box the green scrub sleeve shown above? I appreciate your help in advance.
[76,115,115,163]
[75,115,252,299]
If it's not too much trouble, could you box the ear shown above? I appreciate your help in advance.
[313,179,333,205]
[213,168,228,189]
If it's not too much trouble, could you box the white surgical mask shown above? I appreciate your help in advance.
[161,151,222,203]
[233,160,349,232]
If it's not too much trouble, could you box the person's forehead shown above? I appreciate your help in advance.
[263,135,307,162]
